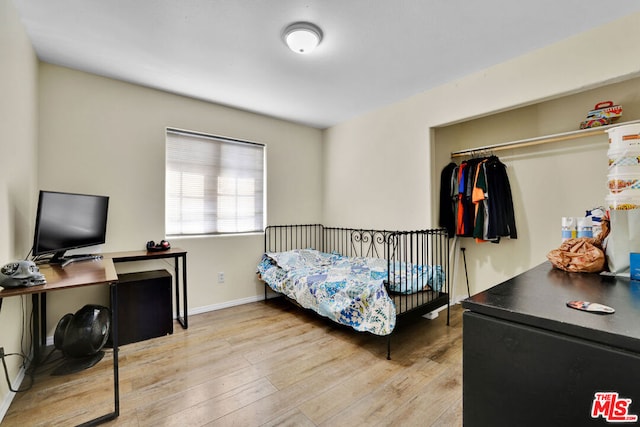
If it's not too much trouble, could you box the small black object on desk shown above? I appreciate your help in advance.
[146,239,171,252]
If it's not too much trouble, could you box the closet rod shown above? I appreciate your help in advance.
[450,118,640,158]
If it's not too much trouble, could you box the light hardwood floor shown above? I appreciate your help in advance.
[3,299,463,426]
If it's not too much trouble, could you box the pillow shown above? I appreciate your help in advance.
[265,249,342,271]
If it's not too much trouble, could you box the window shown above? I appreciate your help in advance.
[165,128,265,236]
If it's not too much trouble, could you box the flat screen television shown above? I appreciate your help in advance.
[32,190,109,263]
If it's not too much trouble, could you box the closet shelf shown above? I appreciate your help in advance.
[450,118,640,158]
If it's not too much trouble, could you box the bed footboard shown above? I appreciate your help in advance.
[387,229,450,322]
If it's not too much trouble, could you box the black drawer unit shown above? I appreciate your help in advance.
[113,269,173,345]
[462,262,640,426]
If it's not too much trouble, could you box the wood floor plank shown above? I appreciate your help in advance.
[429,395,464,427]
[139,377,278,426]
[297,355,405,424]
[259,408,316,427]
[208,345,378,426]
[317,358,449,427]
[379,364,463,427]
[2,301,463,427]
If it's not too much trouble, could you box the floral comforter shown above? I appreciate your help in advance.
[257,249,444,336]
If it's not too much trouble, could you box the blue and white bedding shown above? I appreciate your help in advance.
[387,261,445,294]
[257,249,445,336]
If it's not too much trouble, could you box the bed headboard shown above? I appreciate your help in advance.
[323,227,393,258]
[264,224,391,256]
[264,224,325,253]
[264,224,449,267]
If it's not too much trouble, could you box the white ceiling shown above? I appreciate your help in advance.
[11,1,640,129]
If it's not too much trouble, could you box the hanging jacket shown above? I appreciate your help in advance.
[438,162,458,237]
[484,156,517,240]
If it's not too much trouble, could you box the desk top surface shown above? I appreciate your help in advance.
[0,247,187,297]
[106,247,186,262]
[462,261,640,354]
[0,259,118,298]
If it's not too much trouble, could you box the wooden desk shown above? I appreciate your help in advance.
[0,259,117,297]
[105,248,188,329]
[462,262,640,426]
[0,259,120,426]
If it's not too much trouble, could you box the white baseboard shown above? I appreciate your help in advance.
[0,365,26,423]
[451,294,469,305]
[188,294,268,315]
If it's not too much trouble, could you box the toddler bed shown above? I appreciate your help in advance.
[257,224,450,358]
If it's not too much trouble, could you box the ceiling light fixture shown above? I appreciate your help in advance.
[283,22,323,54]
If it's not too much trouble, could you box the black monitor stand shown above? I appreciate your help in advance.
[47,252,103,268]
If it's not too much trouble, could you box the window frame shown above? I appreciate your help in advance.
[165,127,266,237]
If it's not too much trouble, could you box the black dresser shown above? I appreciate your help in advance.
[462,261,640,426]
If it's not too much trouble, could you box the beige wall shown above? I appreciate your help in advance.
[37,63,324,328]
[0,0,39,413]
[436,77,640,300]
[323,13,640,298]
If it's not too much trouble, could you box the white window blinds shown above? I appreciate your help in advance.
[166,128,265,236]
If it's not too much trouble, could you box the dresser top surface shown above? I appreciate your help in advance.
[462,261,640,353]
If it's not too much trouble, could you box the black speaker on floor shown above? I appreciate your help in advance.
[111,270,173,346]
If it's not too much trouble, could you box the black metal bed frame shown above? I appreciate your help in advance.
[263,224,450,359]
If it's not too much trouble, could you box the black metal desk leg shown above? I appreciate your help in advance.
[110,282,119,418]
[175,254,188,329]
[40,293,46,348]
[75,282,119,427]
[32,294,40,363]
[174,255,181,327]
[181,254,187,329]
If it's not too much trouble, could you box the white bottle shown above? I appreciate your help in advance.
[562,217,577,241]
[585,208,604,238]
[577,217,593,238]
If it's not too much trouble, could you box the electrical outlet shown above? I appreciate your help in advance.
[218,272,225,283]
